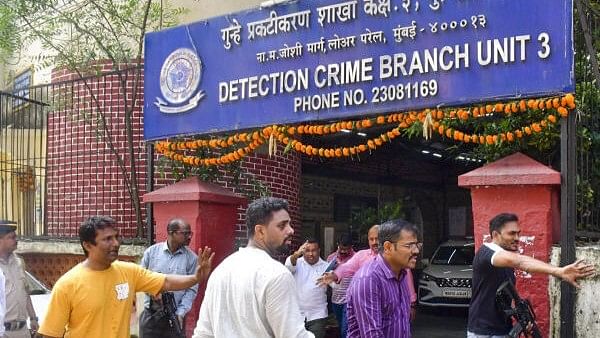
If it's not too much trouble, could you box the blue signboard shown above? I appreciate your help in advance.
[13,68,32,108]
[144,0,573,140]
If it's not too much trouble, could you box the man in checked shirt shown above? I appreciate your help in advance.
[346,219,421,338]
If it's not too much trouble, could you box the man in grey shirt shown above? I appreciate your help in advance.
[139,218,198,337]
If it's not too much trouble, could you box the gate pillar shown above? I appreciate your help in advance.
[458,152,561,337]
[143,177,246,337]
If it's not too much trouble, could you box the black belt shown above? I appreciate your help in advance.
[4,320,26,331]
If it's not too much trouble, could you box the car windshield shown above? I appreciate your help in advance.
[431,245,474,265]
[25,272,50,295]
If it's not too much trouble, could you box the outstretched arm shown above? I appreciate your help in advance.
[492,251,595,288]
[317,251,364,287]
[162,247,215,291]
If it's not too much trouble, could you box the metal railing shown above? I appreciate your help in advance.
[0,67,146,238]
[575,3,600,241]
[0,90,48,236]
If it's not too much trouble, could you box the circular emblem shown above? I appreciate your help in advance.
[159,48,201,104]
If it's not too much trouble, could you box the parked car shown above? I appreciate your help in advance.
[418,239,475,307]
[25,271,51,326]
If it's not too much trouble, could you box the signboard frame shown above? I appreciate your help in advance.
[144,0,574,141]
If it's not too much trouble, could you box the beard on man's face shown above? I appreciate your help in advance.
[498,237,519,252]
[265,237,293,256]
[275,242,292,255]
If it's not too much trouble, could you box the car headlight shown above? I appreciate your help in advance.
[421,273,436,282]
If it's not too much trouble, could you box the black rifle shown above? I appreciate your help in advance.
[495,280,542,338]
[161,292,185,338]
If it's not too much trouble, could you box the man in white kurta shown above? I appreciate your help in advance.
[285,239,329,338]
[192,197,313,338]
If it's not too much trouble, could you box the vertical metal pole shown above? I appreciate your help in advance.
[42,86,49,236]
[146,142,155,245]
[560,110,576,337]
[0,95,5,219]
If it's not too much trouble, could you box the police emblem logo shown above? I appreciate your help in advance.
[155,48,205,114]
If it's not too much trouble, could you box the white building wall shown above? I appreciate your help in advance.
[178,0,264,23]
[550,245,600,337]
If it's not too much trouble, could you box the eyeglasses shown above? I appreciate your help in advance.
[394,242,423,251]
[174,231,193,237]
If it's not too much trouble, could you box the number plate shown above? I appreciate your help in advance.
[442,289,471,298]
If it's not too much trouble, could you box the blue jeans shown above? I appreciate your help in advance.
[332,303,347,338]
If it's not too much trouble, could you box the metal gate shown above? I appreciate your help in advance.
[0,90,48,236]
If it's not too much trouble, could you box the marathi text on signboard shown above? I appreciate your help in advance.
[144,0,573,140]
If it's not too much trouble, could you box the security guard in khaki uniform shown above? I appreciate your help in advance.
[0,220,38,338]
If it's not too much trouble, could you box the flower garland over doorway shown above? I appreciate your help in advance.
[155,94,576,166]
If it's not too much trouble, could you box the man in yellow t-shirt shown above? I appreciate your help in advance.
[38,216,214,338]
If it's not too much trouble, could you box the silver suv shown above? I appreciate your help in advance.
[418,239,474,307]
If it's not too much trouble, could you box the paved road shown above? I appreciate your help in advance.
[323,306,468,337]
[412,307,469,338]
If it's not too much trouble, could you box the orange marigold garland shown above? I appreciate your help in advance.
[155,132,266,166]
[154,94,576,166]
[432,94,572,146]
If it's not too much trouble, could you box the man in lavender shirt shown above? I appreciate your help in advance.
[317,225,417,319]
[346,219,421,338]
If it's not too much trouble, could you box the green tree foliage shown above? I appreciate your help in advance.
[0,5,18,60]
[573,0,600,232]
[1,0,187,72]
[0,0,188,236]
[350,199,406,235]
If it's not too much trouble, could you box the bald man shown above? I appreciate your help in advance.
[317,225,380,286]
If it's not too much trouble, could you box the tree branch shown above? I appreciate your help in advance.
[43,1,119,65]
[88,0,129,65]
[18,13,137,202]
